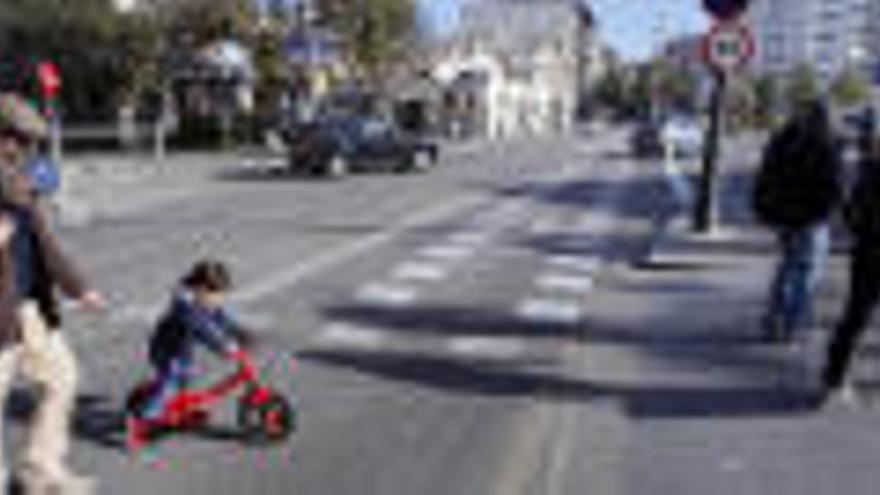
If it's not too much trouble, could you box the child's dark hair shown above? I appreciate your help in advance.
[181,259,232,292]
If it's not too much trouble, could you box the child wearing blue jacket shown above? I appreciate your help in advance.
[135,260,253,424]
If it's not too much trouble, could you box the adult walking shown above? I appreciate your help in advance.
[0,93,105,493]
[752,100,842,342]
[819,118,880,404]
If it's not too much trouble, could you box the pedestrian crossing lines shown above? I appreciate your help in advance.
[313,206,606,361]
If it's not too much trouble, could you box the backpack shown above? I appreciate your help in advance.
[752,123,841,228]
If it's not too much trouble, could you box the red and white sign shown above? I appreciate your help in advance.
[36,61,61,99]
[702,21,755,73]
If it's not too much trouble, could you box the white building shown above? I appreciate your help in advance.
[748,0,875,84]
[432,0,594,139]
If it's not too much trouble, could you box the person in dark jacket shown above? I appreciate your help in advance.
[0,93,105,493]
[753,100,842,342]
[819,121,880,405]
[128,260,252,443]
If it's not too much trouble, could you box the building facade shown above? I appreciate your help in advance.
[748,0,875,84]
[431,0,595,139]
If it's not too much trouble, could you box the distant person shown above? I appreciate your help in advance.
[0,93,105,493]
[752,100,842,343]
[818,117,880,405]
[127,260,253,448]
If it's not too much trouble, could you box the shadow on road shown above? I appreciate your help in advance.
[299,348,816,419]
[3,390,127,451]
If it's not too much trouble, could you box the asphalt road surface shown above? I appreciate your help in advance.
[5,129,812,495]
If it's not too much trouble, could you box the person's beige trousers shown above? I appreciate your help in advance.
[0,301,78,481]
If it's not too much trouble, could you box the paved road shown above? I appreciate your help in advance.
[11,129,876,495]
[7,128,659,495]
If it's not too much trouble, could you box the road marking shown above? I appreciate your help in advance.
[227,194,485,306]
[546,255,601,273]
[546,401,579,495]
[355,284,418,307]
[530,216,561,235]
[536,273,595,293]
[417,244,474,261]
[392,262,448,282]
[448,336,527,359]
[317,324,386,349]
[516,299,583,324]
[472,201,529,229]
[447,231,490,246]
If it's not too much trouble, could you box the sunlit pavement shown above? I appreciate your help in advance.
[5,128,880,495]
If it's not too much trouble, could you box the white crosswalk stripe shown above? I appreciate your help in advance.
[516,298,583,324]
[536,273,595,293]
[392,262,448,282]
[355,284,418,307]
[447,336,528,359]
[418,244,475,261]
[317,324,387,349]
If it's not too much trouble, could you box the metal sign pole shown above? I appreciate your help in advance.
[694,68,727,233]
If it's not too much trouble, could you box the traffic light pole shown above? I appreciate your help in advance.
[693,68,727,233]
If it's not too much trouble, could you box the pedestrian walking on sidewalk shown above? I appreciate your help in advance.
[0,93,106,493]
[819,120,880,404]
[752,100,842,342]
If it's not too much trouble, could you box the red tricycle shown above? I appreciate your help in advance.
[125,350,296,451]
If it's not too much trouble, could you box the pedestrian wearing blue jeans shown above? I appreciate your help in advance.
[752,100,842,342]
[765,225,830,339]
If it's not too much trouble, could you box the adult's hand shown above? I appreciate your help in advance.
[78,290,108,312]
[0,216,14,246]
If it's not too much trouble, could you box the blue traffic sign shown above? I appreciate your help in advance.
[703,0,749,19]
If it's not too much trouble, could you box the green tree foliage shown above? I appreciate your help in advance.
[160,0,257,46]
[628,65,654,117]
[593,68,627,112]
[315,0,416,82]
[650,61,698,113]
[752,74,779,127]
[0,0,161,119]
[787,64,819,110]
[830,67,871,107]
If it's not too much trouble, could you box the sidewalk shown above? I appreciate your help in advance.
[572,161,880,494]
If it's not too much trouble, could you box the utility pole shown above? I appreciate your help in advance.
[693,68,726,232]
[696,0,752,233]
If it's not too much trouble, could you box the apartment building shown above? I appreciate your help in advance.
[748,0,875,83]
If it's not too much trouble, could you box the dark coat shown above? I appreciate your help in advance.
[752,106,843,229]
[0,169,87,347]
[845,158,880,244]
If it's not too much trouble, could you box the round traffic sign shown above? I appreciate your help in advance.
[703,0,750,20]
[702,21,755,73]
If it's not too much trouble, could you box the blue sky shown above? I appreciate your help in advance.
[420,0,711,61]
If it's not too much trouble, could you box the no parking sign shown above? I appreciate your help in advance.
[702,21,755,73]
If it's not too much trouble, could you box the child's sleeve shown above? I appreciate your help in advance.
[176,298,237,355]
[217,309,254,349]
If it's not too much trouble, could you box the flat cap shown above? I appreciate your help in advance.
[0,93,48,140]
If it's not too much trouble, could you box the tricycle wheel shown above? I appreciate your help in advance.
[237,392,295,444]
[125,381,155,416]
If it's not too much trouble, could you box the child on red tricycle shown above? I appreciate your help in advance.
[125,260,295,451]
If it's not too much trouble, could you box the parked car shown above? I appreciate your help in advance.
[630,115,704,159]
[285,114,439,177]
